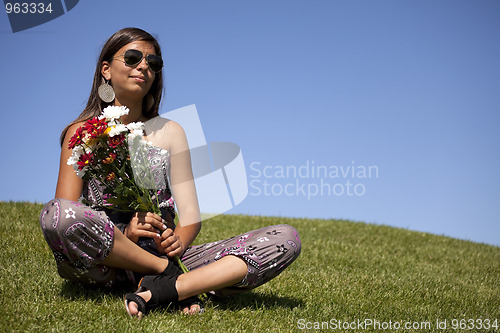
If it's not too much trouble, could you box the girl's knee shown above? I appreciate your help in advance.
[40,198,82,233]
[39,198,111,249]
[40,198,114,267]
[286,225,302,259]
[275,224,302,253]
[260,224,301,259]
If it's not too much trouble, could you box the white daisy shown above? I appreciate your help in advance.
[107,124,128,137]
[67,146,84,166]
[126,122,145,138]
[101,105,129,121]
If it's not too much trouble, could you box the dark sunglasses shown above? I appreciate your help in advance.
[114,49,163,73]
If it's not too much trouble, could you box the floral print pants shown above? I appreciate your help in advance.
[40,198,301,295]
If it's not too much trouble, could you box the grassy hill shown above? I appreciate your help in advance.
[1,201,498,332]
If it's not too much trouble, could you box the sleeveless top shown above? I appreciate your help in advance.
[82,144,176,226]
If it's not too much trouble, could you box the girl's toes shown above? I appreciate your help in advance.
[189,304,202,314]
[128,302,139,316]
[181,304,202,315]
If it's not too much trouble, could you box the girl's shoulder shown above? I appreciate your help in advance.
[144,117,186,150]
[68,121,86,131]
[144,117,184,134]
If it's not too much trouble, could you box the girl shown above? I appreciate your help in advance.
[40,27,301,317]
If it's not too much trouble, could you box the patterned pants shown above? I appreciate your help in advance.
[40,198,302,296]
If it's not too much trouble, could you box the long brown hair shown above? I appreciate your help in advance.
[60,27,164,146]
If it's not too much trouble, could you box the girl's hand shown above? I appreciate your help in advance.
[124,212,166,243]
[160,228,184,258]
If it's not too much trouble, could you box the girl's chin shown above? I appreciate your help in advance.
[116,88,149,100]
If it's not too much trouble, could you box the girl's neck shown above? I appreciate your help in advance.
[113,98,144,124]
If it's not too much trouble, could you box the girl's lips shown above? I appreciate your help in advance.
[130,76,146,83]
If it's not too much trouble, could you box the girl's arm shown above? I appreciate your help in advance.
[164,120,201,255]
[55,123,85,201]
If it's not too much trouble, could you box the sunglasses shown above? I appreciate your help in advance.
[114,49,163,73]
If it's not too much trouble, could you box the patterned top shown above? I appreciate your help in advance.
[82,144,176,223]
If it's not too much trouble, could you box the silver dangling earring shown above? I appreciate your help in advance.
[145,94,155,112]
[98,79,115,103]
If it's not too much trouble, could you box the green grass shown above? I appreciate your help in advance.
[0,201,499,332]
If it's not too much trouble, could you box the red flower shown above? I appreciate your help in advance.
[84,117,107,138]
[106,172,116,181]
[68,126,84,150]
[109,133,125,148]
[102,152,117,164]
[76,152,93,170]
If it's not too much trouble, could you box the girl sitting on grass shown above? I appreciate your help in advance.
[39,27,301,317]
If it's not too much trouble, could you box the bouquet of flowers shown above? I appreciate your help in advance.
[66,105,189,273]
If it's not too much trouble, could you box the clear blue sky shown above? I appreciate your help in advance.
[1,0,499,247]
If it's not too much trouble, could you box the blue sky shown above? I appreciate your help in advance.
[0,0,499,247]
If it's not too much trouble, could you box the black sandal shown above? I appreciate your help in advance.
[124,261,183,318]
[124,262,204,317]
[162,262,205,314]
[124,273,180,318]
